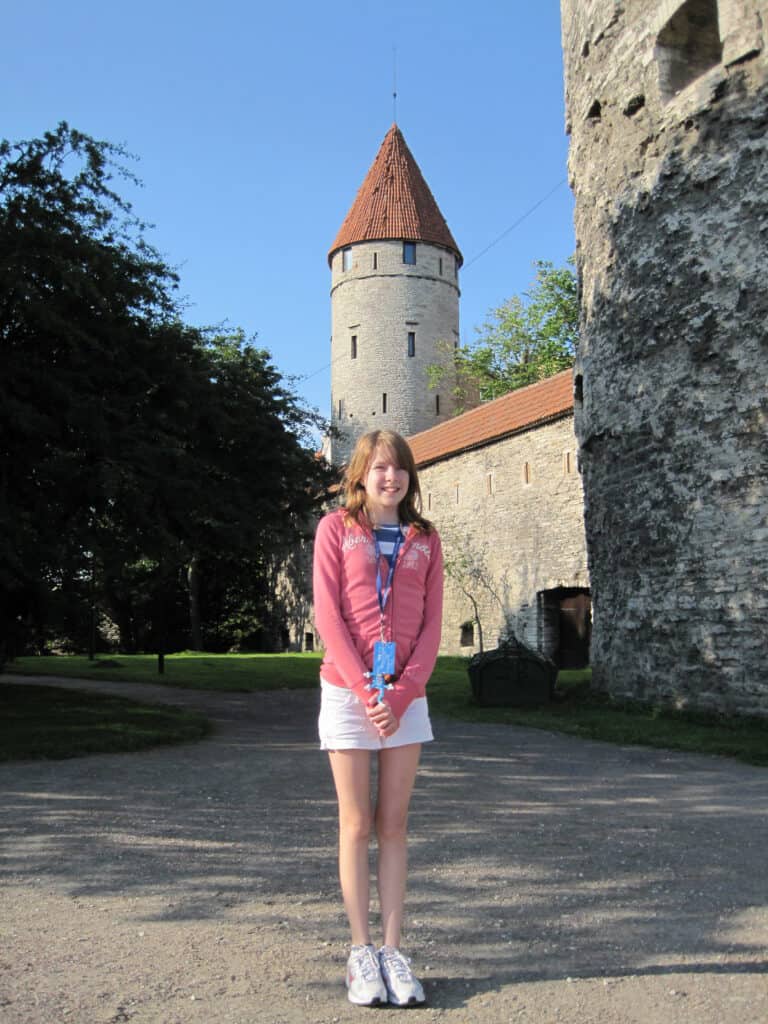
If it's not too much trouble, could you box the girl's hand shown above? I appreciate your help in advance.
[366,694,399,737]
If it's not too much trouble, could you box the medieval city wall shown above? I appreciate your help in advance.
[418,414,588,656]
[560,0,768,713]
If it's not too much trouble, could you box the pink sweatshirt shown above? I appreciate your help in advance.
[312,507,444,721]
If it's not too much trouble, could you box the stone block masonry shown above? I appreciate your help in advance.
[419,415,588,657]
[330,240,460,464]
[560,0,768,714]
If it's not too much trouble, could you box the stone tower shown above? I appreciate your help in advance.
[327,125,463,465]
[560,1,768,714]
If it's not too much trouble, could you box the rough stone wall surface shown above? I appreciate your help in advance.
[330,240,459,464]
[561,0,768,713]
[418,415,588,656]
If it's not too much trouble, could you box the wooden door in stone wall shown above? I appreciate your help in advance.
[558,591,591,669]
[538,587,591,668]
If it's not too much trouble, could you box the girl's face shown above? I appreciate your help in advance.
[364,445,410,521]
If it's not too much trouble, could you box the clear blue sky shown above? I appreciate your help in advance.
[4,1,574,421]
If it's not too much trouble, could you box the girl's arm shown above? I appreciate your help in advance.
[386,530,444,722]
[312,513,371,704]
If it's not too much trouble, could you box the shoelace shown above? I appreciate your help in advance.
[353,946,381,981]
[380,948,413,981]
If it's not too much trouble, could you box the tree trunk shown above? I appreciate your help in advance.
[187,554,202,650]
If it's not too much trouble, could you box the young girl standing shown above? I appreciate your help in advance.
[313,429,443,1007]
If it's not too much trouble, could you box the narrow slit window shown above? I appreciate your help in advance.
[407,332,416,357]
[351,335,357,359]
[373,252,378,270]
[403,241,416,265]
[455,482,460,504]
[564,451,573,475]
[342,247,352,271]
[486,473,493,495]
[338,398,343,419]
[435,394,440,415]
[523,462,531,485]
[427,491,432,511]
[382,393,387,414]
[439,257,443,275]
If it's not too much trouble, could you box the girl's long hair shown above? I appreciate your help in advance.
[342,430,433,533]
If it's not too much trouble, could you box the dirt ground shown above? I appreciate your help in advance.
[1,674,766,1024]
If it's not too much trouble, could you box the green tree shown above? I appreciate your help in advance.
[430,258,578,409]
[0,122,195,662]
[0,124,331,662]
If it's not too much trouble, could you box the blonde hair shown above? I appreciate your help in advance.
[341,430,432,533]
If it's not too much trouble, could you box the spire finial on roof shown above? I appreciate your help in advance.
[392,45,398,125]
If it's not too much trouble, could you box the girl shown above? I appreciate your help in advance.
[313,429,443,1007]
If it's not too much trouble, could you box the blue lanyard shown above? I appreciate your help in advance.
[373,529,403,615]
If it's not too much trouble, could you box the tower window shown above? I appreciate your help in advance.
[403,242,416,265]
[460,622,474,647]
[338,398,343,419]
[439,257,443,275]
[351,335,357,359]
[373,252,378,270]
[656,0,722,102]
[342,247,352,271]
[427,491,432,511]
[564,451,573,475]
[435,394,440,415]
[523,462,531,485]
[486,473,493,495]
[407,332,416,357]
[382,393,387,414]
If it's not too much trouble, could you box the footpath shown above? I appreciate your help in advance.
[1,675,766,1024]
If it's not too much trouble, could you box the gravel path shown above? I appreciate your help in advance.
[1,674,766,1024]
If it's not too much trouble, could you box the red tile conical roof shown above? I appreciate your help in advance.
[329,125,462,265]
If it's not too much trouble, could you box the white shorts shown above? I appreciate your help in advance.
[318,678,434,751]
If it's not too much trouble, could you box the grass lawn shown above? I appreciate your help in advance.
[6,653,768,766]
[8,651,321,690]
[0,683,211,762]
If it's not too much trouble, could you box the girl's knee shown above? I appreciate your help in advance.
[340,814,373,844]
[375,808,408,843]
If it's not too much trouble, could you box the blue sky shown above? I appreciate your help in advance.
[5,1,574,422]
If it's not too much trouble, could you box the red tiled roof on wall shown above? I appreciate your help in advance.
[328,124,462,265]
[407,369,575,467]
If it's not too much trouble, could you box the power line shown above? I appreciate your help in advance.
[462,178,567,272]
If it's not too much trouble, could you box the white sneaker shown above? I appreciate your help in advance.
[346,944,388,1006]
[378,946,426,1006]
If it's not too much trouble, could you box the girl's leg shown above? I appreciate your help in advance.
[327,749,373,946]
[375,742,422,949]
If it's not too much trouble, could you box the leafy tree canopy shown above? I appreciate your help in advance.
[0,123,330,660]
[430,258,578,409]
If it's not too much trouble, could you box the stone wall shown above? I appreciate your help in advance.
[329,239,460,464]
[560,0,768,713]
[418,414,589,657]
